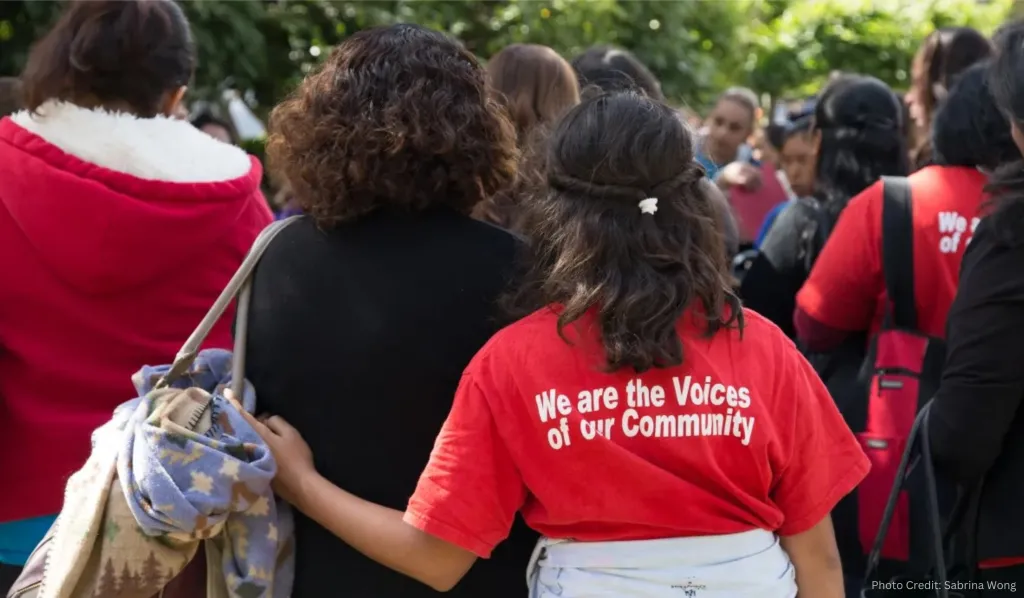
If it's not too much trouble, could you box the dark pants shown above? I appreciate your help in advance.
[0,564,23,596]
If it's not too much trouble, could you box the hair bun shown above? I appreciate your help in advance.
[21,0,194,117]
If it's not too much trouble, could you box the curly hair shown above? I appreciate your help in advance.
[266,24,518,227]
[507,91,742,373]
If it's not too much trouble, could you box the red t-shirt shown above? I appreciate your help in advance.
[796,165,988,339]
[404,307,870,558]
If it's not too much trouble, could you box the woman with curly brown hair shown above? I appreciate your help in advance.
[246,91,867,597]
[472,43,579,231]
[240,23,536,597]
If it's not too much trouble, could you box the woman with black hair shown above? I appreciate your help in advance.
[927,21,1024,593]
[571,45,663,100]
[796,61,1017,352]
[740,75,909,337]
[243,90,867,597]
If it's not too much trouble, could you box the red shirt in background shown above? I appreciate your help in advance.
[404,307,869,558]
[730,162,789,245]
[796,165,988,342]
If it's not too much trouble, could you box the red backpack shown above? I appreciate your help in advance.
[822,177,950,583]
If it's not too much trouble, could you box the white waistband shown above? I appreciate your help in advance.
[533,529,777,569]
[526,530,796,598]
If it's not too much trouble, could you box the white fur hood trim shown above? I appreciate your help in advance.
[10,100,253,183]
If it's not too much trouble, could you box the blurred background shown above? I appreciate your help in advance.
[1,0,1017,152]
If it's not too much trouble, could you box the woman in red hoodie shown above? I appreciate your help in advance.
[0,0,271,587]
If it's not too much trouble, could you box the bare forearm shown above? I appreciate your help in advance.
[789,556,844,598]
[292,472,473,591]
[780,517,845,598]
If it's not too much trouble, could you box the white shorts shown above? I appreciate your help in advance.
[526,529,797,597]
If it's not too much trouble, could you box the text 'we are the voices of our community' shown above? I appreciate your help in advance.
[534,376,756,450]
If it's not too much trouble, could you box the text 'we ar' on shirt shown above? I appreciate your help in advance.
[404,306,870,558]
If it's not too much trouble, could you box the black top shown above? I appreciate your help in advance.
[739,198,827,336]
[244,208,538,597]
[928,217,1024,561]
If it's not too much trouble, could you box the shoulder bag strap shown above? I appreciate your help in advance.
[157,215,301,395]
[863,401,951,598]
[881,176,917,330]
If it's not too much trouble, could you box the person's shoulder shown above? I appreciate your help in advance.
[845,178,886,214]
[478,308,557,356]
[456,213,525,254]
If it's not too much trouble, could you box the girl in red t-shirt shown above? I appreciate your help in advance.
[240,91,869,597]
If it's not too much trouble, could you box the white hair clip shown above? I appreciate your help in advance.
[638,197,659,215]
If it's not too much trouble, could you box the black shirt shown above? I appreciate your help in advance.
[243,208,537,596]
[928,217,1024,561]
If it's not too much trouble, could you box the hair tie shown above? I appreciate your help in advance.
[639,197,658,215]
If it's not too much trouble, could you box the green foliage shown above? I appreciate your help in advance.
[745,0,1014,99]
[0,0,1016,116]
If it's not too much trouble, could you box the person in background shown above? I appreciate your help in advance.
[679,106,704,130]
[703,87,789,247]
[245,90,866,598]
[571,45,664,100]
[751,126,780,168]
[0,78,23,117]
[905,27,992,171]
[698,87,760,184]
[191,110,237,145]
[572,47,739,255]
[473,43,579,232]
[242,24,537,597]
[777,117,816,201]
[271,182,303,220]
[754,117,817,248]
[0,1,271,591]
[796,61,1017,352]
[928,22,1024,594]
[740,75,908,337]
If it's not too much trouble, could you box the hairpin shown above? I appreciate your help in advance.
[638,197,658,215]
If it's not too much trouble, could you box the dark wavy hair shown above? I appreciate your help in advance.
[932,61,1016,171]
[266,24,518,227]
[813,75,910,223]
[984,20,1024,244]
[20,0,193,117]
[508,91,742,373]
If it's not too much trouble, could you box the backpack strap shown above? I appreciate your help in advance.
[798,196,831,273]
[881,176,917,330]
